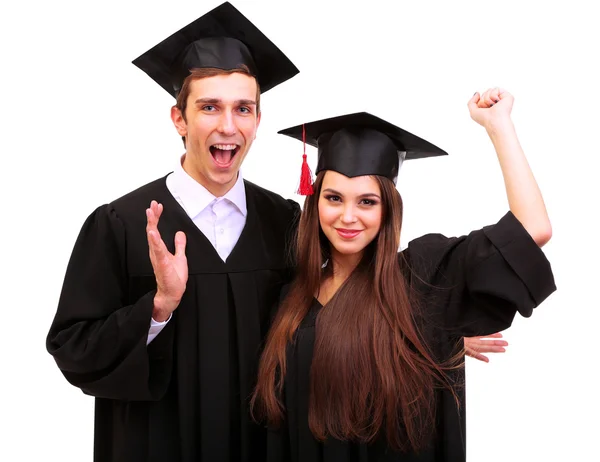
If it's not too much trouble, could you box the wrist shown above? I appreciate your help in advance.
[152,309,170,323]
[484,117,515,137]
[153,292,179,322]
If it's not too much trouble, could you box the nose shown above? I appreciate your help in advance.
[340,204,357,224]
[217,111,237,136]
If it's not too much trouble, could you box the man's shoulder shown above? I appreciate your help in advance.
[110,175,171,210]
[81,175,171,228]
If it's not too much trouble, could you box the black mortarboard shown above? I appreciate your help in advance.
[132,2,299,97]
[278,112,448,194]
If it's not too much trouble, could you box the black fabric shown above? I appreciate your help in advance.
[47,175,300,461]
[278,112,448,183]
[132,2,299,97]
[267,211,556,461]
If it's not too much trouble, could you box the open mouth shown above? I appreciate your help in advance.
[210,144,240,168]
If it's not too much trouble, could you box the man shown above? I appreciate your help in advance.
[46,3,300,461]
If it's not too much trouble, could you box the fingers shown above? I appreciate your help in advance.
[468,92,480,104]
[476,345,507,353]
[147,229,169,261]
[146,203,157,232]
[174,231,187,257]
[470,87,505,109]
[467,92,481,113]
[467,341,507,353]
[473,353,490,363]
[146,201,163,228]
[486,332,504,338]
[464,334,508,355]
[465,347,490,363]
[146,204,167,261]
[146,208,159,260]
[465,333,508,344]
[468,87,514,126]
[489,88,501,105]
[149,200,163,220]
[474,338,509,347]
[152,201,163,221]
[147,229,161,249]
[477,87,499,108]
[146,202,185,265]
[469,340,508,351]
[481,337,509,347]
[496,88,514,110]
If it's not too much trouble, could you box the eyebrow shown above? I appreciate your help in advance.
[322,188,381,199]
[194,97,257,106]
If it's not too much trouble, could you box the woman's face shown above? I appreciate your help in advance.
[318,171,383,259]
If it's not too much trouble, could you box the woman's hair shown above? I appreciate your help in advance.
[252,171,461,452]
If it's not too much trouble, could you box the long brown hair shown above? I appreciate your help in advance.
[252,171,460,452]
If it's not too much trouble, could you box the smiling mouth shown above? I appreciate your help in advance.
[210,144,240,168]
[335,228,363,239]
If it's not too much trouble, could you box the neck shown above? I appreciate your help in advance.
[182,154,237,197]
[329,249,363,284]
[317,249,363,305]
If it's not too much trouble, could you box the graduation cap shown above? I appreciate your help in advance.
[278,112,448,195]
[132,2,299,97]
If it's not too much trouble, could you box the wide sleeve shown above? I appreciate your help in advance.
[46,204,174,401]
[404,211,556,337]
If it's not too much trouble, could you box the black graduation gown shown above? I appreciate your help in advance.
[46,175,300,462]
[267,212,556,462]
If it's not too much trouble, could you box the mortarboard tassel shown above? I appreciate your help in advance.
[297,124,314,195]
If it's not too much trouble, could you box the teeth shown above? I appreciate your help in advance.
[212,144,237,150]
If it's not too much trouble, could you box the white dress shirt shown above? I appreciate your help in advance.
[147,157,247,344]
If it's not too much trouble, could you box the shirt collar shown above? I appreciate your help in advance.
[171,155,247,218]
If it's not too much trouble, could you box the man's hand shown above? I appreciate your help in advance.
[464,332,508,363]
[146,200,188,322]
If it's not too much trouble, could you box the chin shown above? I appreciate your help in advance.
[331,242,368,256]
[209,169,238,184]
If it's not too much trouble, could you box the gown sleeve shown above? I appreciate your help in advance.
[404,211,556,337]
[46,204,174,401]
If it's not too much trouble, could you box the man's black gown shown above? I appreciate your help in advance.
[47,176,300,462]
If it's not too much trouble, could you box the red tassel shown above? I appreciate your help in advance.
[297,124,314,195]
[297,153,314,195]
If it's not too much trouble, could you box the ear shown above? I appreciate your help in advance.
[171,106,187,137]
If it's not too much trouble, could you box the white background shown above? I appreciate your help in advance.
[1,0,598,460]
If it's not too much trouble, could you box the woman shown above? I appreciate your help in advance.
[252,89,555,461]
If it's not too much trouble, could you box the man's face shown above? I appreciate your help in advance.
[172,73,261,196]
